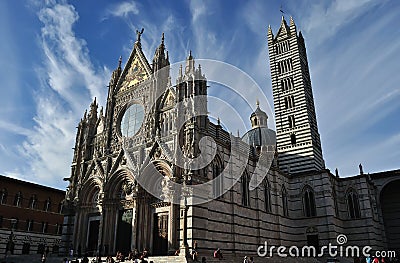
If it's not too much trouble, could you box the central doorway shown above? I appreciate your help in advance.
[116,209,133,254]
[153,213,168,256]
[87,218,100,255]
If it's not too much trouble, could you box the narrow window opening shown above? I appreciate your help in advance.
[290,134,296,145]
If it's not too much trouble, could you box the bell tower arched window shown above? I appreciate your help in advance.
[290,134,296,145]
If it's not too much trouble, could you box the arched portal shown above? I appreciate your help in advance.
[103,169,135,255]
[380,180,400,250]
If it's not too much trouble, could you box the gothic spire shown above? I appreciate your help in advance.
[185,50,195,74]
[89,97,98,119]
[153,32,169,72]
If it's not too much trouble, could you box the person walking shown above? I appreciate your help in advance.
[243,256,249,263]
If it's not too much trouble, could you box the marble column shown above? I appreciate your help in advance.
[130,200,138,251]
[168,202,177,254]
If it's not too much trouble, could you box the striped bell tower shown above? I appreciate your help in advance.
[267,16,325,174]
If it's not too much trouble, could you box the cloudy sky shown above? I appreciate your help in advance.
[0,0,399,189]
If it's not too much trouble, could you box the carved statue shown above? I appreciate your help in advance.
[136,28,144,42]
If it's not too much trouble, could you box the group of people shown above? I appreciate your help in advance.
[74,248,152,263]
[113,248,150,262]
[360,256,399,263]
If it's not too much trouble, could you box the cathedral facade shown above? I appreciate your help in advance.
[61,17,400,260]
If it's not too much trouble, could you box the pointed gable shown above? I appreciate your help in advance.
[116,42,153,94]
[275,16,290,40]
[160,87,176,111]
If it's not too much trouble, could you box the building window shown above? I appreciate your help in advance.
[275,40,291,55]
[333,188,339,217]
[288,115,295,128]
[303,186,316,217]
[26,220,34,232]
[0,188,7,204]
[41,222,48,233]
[242,172,250,207]
[14,191,22,207]
[277,59,293,74]
[29,195,37,209]
[347,190,361,219]
[120,103,145,137]
[284,96,295,109]
[212,158,223,199]
[265,181,272,213]
[282,186,289,216]
[56,223,62,235]
[11,218,18,230]
[44,198,51,212]
[0,216,3,228]
[281,77,295,92]
[290,134,296,145]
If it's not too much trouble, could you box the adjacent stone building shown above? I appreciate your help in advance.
[0,175,64,255]
[61,17,400,261]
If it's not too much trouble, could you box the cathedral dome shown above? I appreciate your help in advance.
[242,126,276,147]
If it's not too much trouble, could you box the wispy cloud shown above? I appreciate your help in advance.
[104,1,139,19]
[298,0,382,46]
[188,1,230,60]
[0,120,33,137]
[9,1,110,187]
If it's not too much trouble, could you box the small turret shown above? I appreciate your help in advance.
[250,100,268,128]
[242,102,276,148]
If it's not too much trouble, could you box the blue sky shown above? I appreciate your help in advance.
[0,0,399,189]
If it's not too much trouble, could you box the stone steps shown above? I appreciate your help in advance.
[0,254,353,263]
